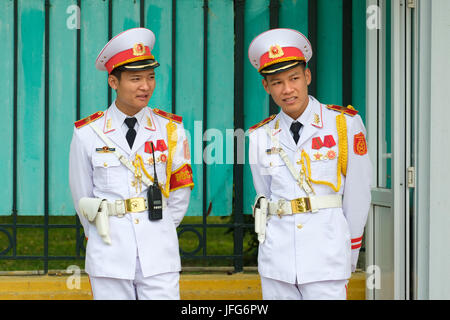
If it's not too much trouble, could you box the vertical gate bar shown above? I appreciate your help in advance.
[269,0,280,115]
[342,0,353,107]
[269,0,279,28]
[172,0,176,114]
[76,0,81,124]
[44,0,50,274]
[12,0,18,257]
[307,0,318,97]
[107,0,113,106]
[140,0,145,27]
[202,0,208,258]
[75,0,82,257]
[233,0,245,273]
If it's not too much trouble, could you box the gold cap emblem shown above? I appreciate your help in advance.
[268,45,284,59]
[133,42,145,56]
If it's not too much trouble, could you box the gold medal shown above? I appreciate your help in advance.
[327,150,336,160]
[313,152,323,161]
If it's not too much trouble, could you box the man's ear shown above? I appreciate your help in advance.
[305,67,312,86]
[262,78,271,94]
[108,74,119,90]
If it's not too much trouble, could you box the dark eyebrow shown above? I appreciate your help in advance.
[128,71,155,77]
[268,70,300,82]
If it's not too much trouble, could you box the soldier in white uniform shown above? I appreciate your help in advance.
[248,28,372,300]
[69,28,194,300]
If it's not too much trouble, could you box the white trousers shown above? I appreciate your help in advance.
[260,276,348,300]
[89,257,180,300]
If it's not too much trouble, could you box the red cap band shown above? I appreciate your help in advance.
[105,45,154,74]
[259,46,305,72]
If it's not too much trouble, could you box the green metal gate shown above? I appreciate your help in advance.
[0,0,367,273]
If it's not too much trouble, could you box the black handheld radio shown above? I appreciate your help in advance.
[147,142,163,220]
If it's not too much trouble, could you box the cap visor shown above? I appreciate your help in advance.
[260,61,304,76]
[121,60,160,71]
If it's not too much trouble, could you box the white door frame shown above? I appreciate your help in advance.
[365,0,410,300]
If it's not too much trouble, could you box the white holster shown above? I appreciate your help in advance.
[252,195,268,244]
[79,197,111,245]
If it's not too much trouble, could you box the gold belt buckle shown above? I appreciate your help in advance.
[291,197,311,214]
[125,197,147,213]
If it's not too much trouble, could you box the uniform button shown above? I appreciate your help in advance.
[103,162,108,167]
[134,218,139,224]
[297,224,303,229]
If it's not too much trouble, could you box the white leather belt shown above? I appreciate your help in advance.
[268,195,342,217]
[103,197,166,217]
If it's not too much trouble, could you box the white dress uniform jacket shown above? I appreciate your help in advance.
[69,102,192,280]
[249,96,372,285]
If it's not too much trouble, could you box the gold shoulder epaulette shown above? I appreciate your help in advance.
[153,108,182,123]
[326,105,358,117]
[249,114,276,132]
[74,111,104,129]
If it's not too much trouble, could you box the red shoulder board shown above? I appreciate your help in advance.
[326,105,358,117]
[249,114,276,132]
[74,111,104,129]
[153,108,182,123]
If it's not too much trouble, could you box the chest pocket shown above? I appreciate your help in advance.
[263,156,286,174]
[307,147,339,181]
[92,153,122,190]
[261,155,292,192]
[302,146,343,193]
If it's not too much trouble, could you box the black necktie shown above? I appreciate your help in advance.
[290,121,302,144]
[124,117,137,148]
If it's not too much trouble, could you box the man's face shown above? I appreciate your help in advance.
[108,69,156,116]
[262,65,311,119]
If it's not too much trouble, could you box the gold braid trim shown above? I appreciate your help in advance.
[134,154,169,198]
[336,112,348,176]
[164,120,178,197]
[301,150,341,193]
[298,112,348,193]
[132,120,178,198]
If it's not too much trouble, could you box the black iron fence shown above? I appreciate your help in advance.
[0,212,255,274]
[0,0,366,274]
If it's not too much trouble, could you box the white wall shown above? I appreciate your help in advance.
[428,0,450,300]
